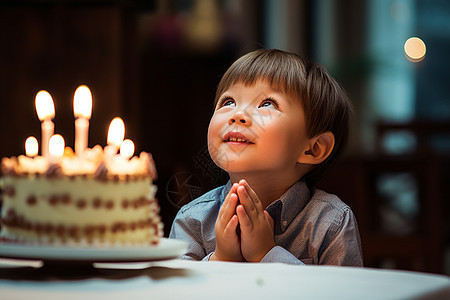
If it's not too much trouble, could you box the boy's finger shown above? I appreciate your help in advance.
[223,214,239,238]
[218,193,229,220]
[239,180,263,211]
[230,182,239,194]
[236,204,253,230]
[219,183,239,218]
[237,185,258,219]
[221,193,239,224]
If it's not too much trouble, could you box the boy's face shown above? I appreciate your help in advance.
[208,80,310,177]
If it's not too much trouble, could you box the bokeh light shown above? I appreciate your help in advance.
[404,37,426,62]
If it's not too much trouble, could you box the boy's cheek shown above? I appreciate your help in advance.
[208,147,232,170]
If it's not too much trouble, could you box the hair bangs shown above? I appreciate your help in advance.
[215,49,307,105]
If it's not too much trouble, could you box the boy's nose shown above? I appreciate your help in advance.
[229,112,252,126]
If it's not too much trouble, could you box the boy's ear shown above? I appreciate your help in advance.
[298,131,335,165]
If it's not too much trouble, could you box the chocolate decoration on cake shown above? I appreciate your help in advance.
[84,226,94,235]
[133,199,140,209]
[35,223,43,233]
[45,163,63,178]
[43,223,53,233]
[98,225,106,234]
[105,200,114,210]
[93,198,102,208]
[56,224,65,236]
[68,226,78,238]
[76,199,87,209]
[2,185,15,197]
[130,222,136,231]
[94,162,108,181]
[26,195,37,206]
[113,175,120,183]
[62,194,71,204]
[49,195,59,205]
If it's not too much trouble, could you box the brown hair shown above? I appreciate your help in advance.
[214,49,353,186]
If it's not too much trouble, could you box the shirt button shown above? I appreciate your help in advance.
[282,220,288,227]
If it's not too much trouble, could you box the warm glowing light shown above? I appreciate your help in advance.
[107,117,125,148]
[73,85,93,119]
[35,90,55,158]
[404,37,426,62]
[25,136,39,157]
[49,134,65,160]
[35,90,55,121]
[120,139,135,159]
[74,85,92,156]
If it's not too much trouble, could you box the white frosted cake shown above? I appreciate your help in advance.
[0,146,163,246]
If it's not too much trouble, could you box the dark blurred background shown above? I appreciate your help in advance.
[0,0,449,275]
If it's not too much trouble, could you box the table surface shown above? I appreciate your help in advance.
[0,258,449,300]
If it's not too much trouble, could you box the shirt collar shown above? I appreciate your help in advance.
[222,180,311,234]
[266,180,311,234]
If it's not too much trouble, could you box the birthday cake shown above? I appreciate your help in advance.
[0,146,162,246]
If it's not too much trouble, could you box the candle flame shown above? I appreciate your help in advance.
[107,117,125,148]
[49,134,65,159]
[35,90,55,121]
[73,85,93,119]
[25,136,39,157]
[120,139,135,159]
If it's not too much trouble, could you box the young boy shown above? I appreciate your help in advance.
[169,49,363,265]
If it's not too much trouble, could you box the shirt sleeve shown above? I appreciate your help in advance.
[169,208,209,261]
[318,207,364,266]
[260,246,305,265]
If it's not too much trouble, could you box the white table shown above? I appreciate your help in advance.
[0,258,449,300]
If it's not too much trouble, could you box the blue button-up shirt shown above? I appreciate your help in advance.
[169,180,363,266]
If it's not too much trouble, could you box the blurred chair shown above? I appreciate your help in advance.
[318,120,449,274]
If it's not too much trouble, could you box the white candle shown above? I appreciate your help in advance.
[107,117,125,151]
[25,136,39,157]
[73,85,92,157]
[35,90,55,159]
[120,139,135,159]
[49,134,65,162]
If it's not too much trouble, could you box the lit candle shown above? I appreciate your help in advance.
[73,85,92,157]
[35,90,55,159]
[106,117,125,153]
[49,134,65,162]
[25,136,39,157]
[120,139,135,159]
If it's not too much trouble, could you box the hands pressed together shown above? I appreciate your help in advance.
[211,180,276,262]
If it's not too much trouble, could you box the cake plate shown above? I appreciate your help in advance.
[0,238,188,264]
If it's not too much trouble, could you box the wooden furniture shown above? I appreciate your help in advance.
[318,121,449,274]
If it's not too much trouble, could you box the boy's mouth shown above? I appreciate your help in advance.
[223,132,254,144]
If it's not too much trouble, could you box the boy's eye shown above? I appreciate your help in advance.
[223,100,235,107]
[218,97,235,108]
[259,98,278,109]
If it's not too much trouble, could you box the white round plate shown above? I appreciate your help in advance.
[0,238,187,262]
